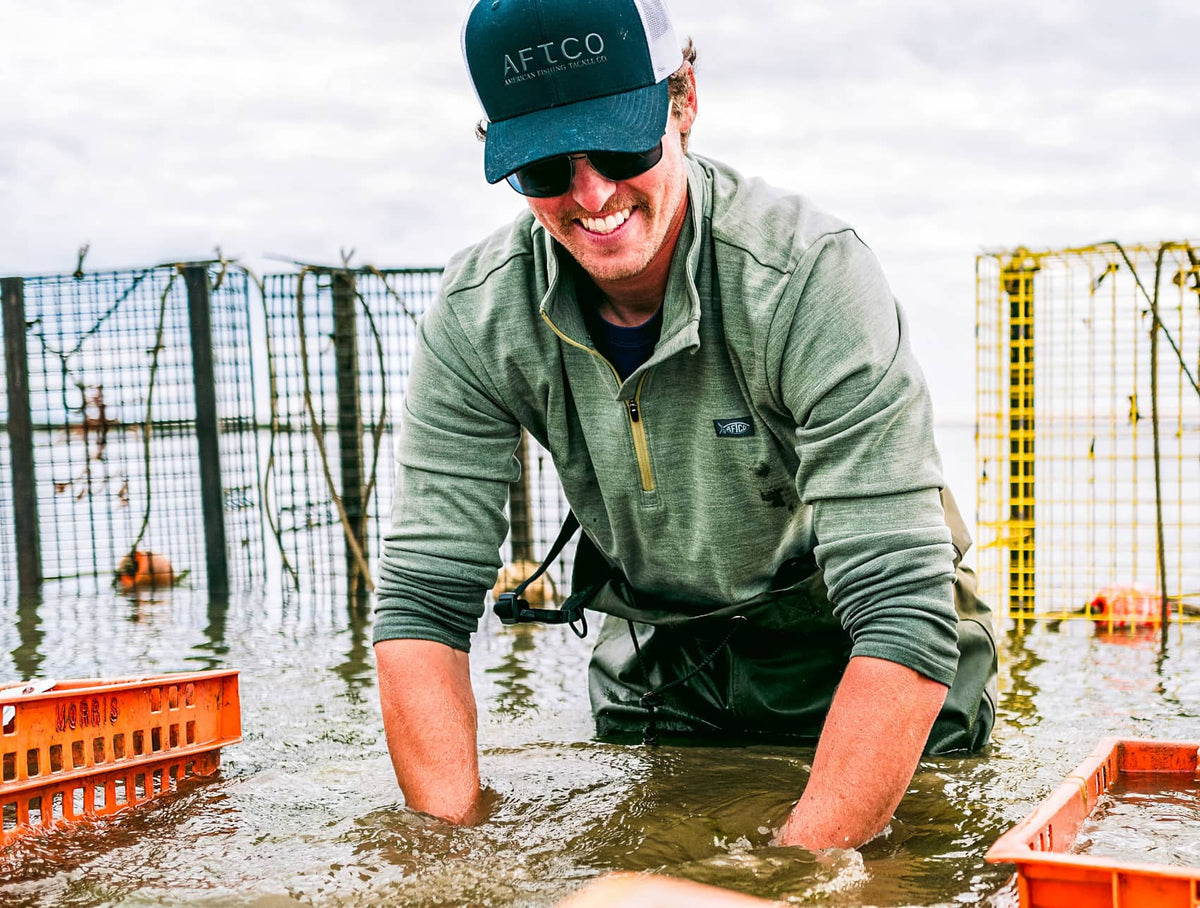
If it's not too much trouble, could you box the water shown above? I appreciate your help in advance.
[2,424,1199,906]
[1073,775,1200,867]
[1,587,1198,907]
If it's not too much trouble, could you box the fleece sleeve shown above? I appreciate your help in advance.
[770,231,961,686]
[373,292,521,653]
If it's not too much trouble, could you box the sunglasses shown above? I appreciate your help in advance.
[505,140,664,198]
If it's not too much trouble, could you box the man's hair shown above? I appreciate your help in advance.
[475,38,698,153]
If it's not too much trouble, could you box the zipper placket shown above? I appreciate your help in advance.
[625,373,653,492]
[541,311,657,492]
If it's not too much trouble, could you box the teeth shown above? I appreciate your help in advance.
[580,208,631,235]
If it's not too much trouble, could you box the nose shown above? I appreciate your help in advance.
[569,157,617,213]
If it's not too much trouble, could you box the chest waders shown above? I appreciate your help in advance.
[494,488,997,753]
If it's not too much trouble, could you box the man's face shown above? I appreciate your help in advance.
[524,104,695,287]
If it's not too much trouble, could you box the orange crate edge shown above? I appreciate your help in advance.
[985,737,1200,906]
[0,669,241,849]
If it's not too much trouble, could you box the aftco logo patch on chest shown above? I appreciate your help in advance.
[713,418,755,438]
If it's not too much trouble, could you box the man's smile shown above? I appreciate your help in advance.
[577,206,635,236]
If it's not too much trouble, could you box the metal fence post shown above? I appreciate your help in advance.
[184,266,229,599]
[2,277,42,596]
[1002,255,1039,617]
[332,271,367,600]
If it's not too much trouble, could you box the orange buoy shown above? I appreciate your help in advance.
[1085,585,1162,628]
[114,551,175,590]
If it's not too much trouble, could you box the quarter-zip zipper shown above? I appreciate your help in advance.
[625,373,654,491]
[541,311,657,492]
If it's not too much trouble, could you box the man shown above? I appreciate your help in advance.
[374,0,997,850]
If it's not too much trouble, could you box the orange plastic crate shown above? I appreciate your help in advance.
[986,738,1200,908]
[0,670,241,848]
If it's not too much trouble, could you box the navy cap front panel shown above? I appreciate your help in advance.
[482,79,668,182]
[466,0,655,122]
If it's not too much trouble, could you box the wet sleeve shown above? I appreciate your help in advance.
[769,231,960,686]
[373,292,520,653]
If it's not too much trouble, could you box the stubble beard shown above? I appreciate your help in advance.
[552,196,664,284]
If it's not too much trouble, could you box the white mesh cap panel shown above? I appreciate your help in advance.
[633,0,683,81]
[461,0,486,113]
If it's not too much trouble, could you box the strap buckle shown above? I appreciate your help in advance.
[492,512,591,638]
[492,591,590,638]
[494,591,530,626]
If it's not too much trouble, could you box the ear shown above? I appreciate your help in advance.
[675,63,698,135]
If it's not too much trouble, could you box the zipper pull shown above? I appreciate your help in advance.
[627,399,640,422]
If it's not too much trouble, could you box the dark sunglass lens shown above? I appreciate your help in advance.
[507,157,572,197]
[589,142,663,181]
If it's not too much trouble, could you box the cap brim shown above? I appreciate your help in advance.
[483,80,670,184]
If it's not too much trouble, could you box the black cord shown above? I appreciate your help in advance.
[627,614,748,746]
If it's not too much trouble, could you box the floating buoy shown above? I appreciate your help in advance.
[491,559,557,607]
[114,551,175,590]
[1085,585,1162,628]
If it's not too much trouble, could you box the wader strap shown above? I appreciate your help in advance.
[626,614,748,746]
[493,513,590,638]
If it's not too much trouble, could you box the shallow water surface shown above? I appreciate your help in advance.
[1073,775,1200,867]
[0,591,1198,907]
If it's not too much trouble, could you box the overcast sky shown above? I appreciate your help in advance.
[3,0,1198,423]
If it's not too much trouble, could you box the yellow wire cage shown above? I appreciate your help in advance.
[975,241,1200,627]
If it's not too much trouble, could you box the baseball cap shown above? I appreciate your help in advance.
[462,0,683,184]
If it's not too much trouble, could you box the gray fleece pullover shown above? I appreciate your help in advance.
[374,154,961,688]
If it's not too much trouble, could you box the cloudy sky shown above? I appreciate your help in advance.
[3,0,1198,423]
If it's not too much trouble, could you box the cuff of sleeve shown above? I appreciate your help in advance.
[850,621,959,688]
[372,597,475,653]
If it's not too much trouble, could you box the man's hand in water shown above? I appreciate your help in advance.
[775,656,947,850]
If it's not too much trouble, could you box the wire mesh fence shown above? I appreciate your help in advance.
[2,261,576,605]
[260,267,574,601]
[0,266,263,597]
[976,241,1200,627]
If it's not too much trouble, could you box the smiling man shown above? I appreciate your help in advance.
[374,0,997,850]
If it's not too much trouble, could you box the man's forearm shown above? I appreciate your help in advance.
[778,655,948,850]
[375,638,483,823]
